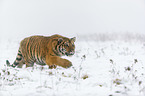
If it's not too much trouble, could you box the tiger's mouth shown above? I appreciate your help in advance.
[65,51,75,56]
[59,47,75,56]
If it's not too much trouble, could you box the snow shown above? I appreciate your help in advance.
[0,36,145,96]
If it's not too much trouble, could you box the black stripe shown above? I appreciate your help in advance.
[27,41,30,58]
[16,57,22,61]
[55,45,58,51]
[30,45,33,60]
[59,45,65,55]
[40,56,45,64]
[32,43,36,59]
[18,53,22,57]
[50,54,55,56]
[37,54,40,63]
[18,50,21,53]
[53,49,60,56]
[28,44,33,61]
[59,46,62,53]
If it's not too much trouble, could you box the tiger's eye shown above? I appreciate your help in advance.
[65,43,69,47]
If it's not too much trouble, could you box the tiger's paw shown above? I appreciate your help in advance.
[49,65,57,69]
[62,61,72,68]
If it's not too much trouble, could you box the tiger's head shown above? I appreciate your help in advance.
[56,37,76,56]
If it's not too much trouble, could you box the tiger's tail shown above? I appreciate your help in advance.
[6,50,24,68]
[6,60,16,68]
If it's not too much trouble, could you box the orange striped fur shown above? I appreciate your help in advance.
[6,34,76,68]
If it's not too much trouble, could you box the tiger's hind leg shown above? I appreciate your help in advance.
[25,62,34,68]
[16,59,25,68]
[6,50,25,68]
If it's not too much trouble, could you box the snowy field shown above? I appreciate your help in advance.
[0,34,145,96]
[0,0,145,96]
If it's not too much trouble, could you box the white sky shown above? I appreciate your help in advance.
[0,0,145,39]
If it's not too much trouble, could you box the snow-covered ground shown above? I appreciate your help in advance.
[0,34,145,96]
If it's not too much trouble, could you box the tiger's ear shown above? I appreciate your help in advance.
[71,37,76,42]
[58,38,63,44]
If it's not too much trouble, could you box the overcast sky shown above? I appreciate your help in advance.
[0,0,145,39]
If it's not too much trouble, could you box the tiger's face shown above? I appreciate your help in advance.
[57,37,76,56]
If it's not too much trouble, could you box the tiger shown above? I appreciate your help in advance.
[6,34,76,69]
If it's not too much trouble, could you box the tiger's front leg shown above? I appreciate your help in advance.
[46,56,72,68]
